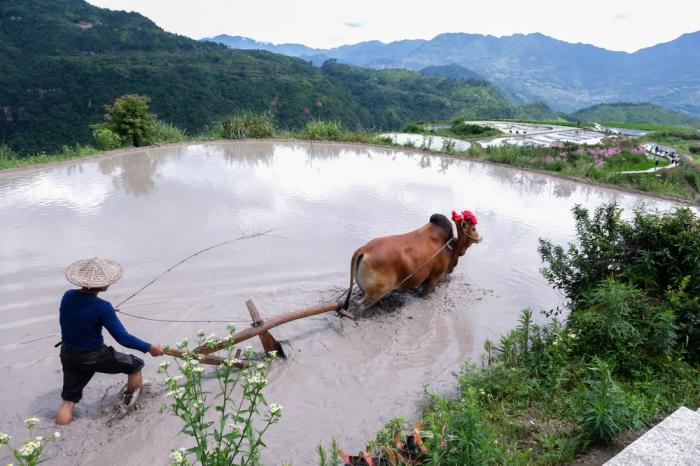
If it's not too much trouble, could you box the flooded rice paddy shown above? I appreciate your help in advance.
[0,141,677,465]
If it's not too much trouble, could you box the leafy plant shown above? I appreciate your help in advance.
[301,120,343,140]
[577,358,631,445]
[92,127,123,150]
[216,111,276,140]
[100,94,158,147]
[160,328,282,466]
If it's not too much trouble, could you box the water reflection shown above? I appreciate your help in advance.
[97,148,169,196]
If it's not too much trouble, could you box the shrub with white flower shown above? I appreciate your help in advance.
[160,331,281,465]
[0,419,60,466]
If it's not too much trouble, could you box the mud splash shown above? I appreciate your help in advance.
[0,141,677,465]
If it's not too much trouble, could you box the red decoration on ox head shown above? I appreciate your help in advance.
[452,210,478,224]
[462,210,478,225]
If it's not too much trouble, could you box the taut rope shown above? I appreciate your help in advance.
[114,230,276,323]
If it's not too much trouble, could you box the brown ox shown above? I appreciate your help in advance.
[342,210,482,318]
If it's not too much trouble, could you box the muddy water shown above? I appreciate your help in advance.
[0,141,676,465]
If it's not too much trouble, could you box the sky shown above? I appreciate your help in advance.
[86,0,700,52]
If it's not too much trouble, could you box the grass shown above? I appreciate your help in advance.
[0,144,100,170]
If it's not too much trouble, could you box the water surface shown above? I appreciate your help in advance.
[0,141,675,464]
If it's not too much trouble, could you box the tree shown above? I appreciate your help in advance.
[102,94,157,147]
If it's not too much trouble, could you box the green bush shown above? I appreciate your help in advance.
[577,359,633,445]
[102,94,158,147]
[422,391,499,465]
[301,120,343,140]
[450,121,497,138]
[0,144,19,161]
[215,111,276,140]
[92,127,122,150]
[153,120,186,144]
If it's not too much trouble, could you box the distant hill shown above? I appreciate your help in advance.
[0,0,515,152]
[570,103,700,127]
[419,64,485,82]
[208,32,700,115]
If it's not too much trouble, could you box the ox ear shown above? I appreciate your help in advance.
[460,220,467,231]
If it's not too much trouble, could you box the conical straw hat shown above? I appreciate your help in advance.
[65,257,123,288]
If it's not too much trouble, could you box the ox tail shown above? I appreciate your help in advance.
[342,250,364,310]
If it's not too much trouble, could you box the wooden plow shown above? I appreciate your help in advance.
[163,299,345,366]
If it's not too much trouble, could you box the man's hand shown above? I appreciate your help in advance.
[148,344,164,357]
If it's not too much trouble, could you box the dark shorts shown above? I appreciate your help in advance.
[60,345,144,403]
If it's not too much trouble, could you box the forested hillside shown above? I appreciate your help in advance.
[570,103,700,127]
[0,0,514,153]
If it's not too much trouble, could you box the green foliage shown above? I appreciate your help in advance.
[153,120,187,143]
[100,94,157,147]
[421,391,499,465]
[570,103,700,128]
[449,120,499,138]
[92,127,122,150]
[577,359,633,445]
[159,330,282,465]
[0,144,19,162]
[539,204,700,305]
[300,120,343,140]
[214,111,276,140]
[316,438,341,466]
[440,138,457,154]
[0,418,60,466]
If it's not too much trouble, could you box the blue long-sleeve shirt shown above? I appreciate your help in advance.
[59,289,151,353]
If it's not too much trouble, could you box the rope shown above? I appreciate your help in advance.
[115,229,276,309]
[114,229,276,324]
[116,309,251,324]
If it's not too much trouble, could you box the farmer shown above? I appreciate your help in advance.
[56,257,164,425]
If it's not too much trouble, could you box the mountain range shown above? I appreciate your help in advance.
[207,32,700,116]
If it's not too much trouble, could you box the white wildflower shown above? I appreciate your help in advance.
[553,340,559,346]
[34,436,43,442]
[17,440,40,457]
[247,374,267,385]
[53,432,61,440]
[177,338,189,349]
[267,350,278,359]
[568,333,577,340]
[256,363,265,370]
[159,361,171,370]
[225,358,241,367]
[169,447,186,464]
[197,329,206,337]
[192,366,204,373]
[269,403,282,414]
[24,418,40,429]
[227,323,236,334]
[0,432,10,444]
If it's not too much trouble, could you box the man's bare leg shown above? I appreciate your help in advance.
[56,400,75,425]
[127,370,142,392]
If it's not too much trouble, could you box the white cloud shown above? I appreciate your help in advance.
[86,0,700,52]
